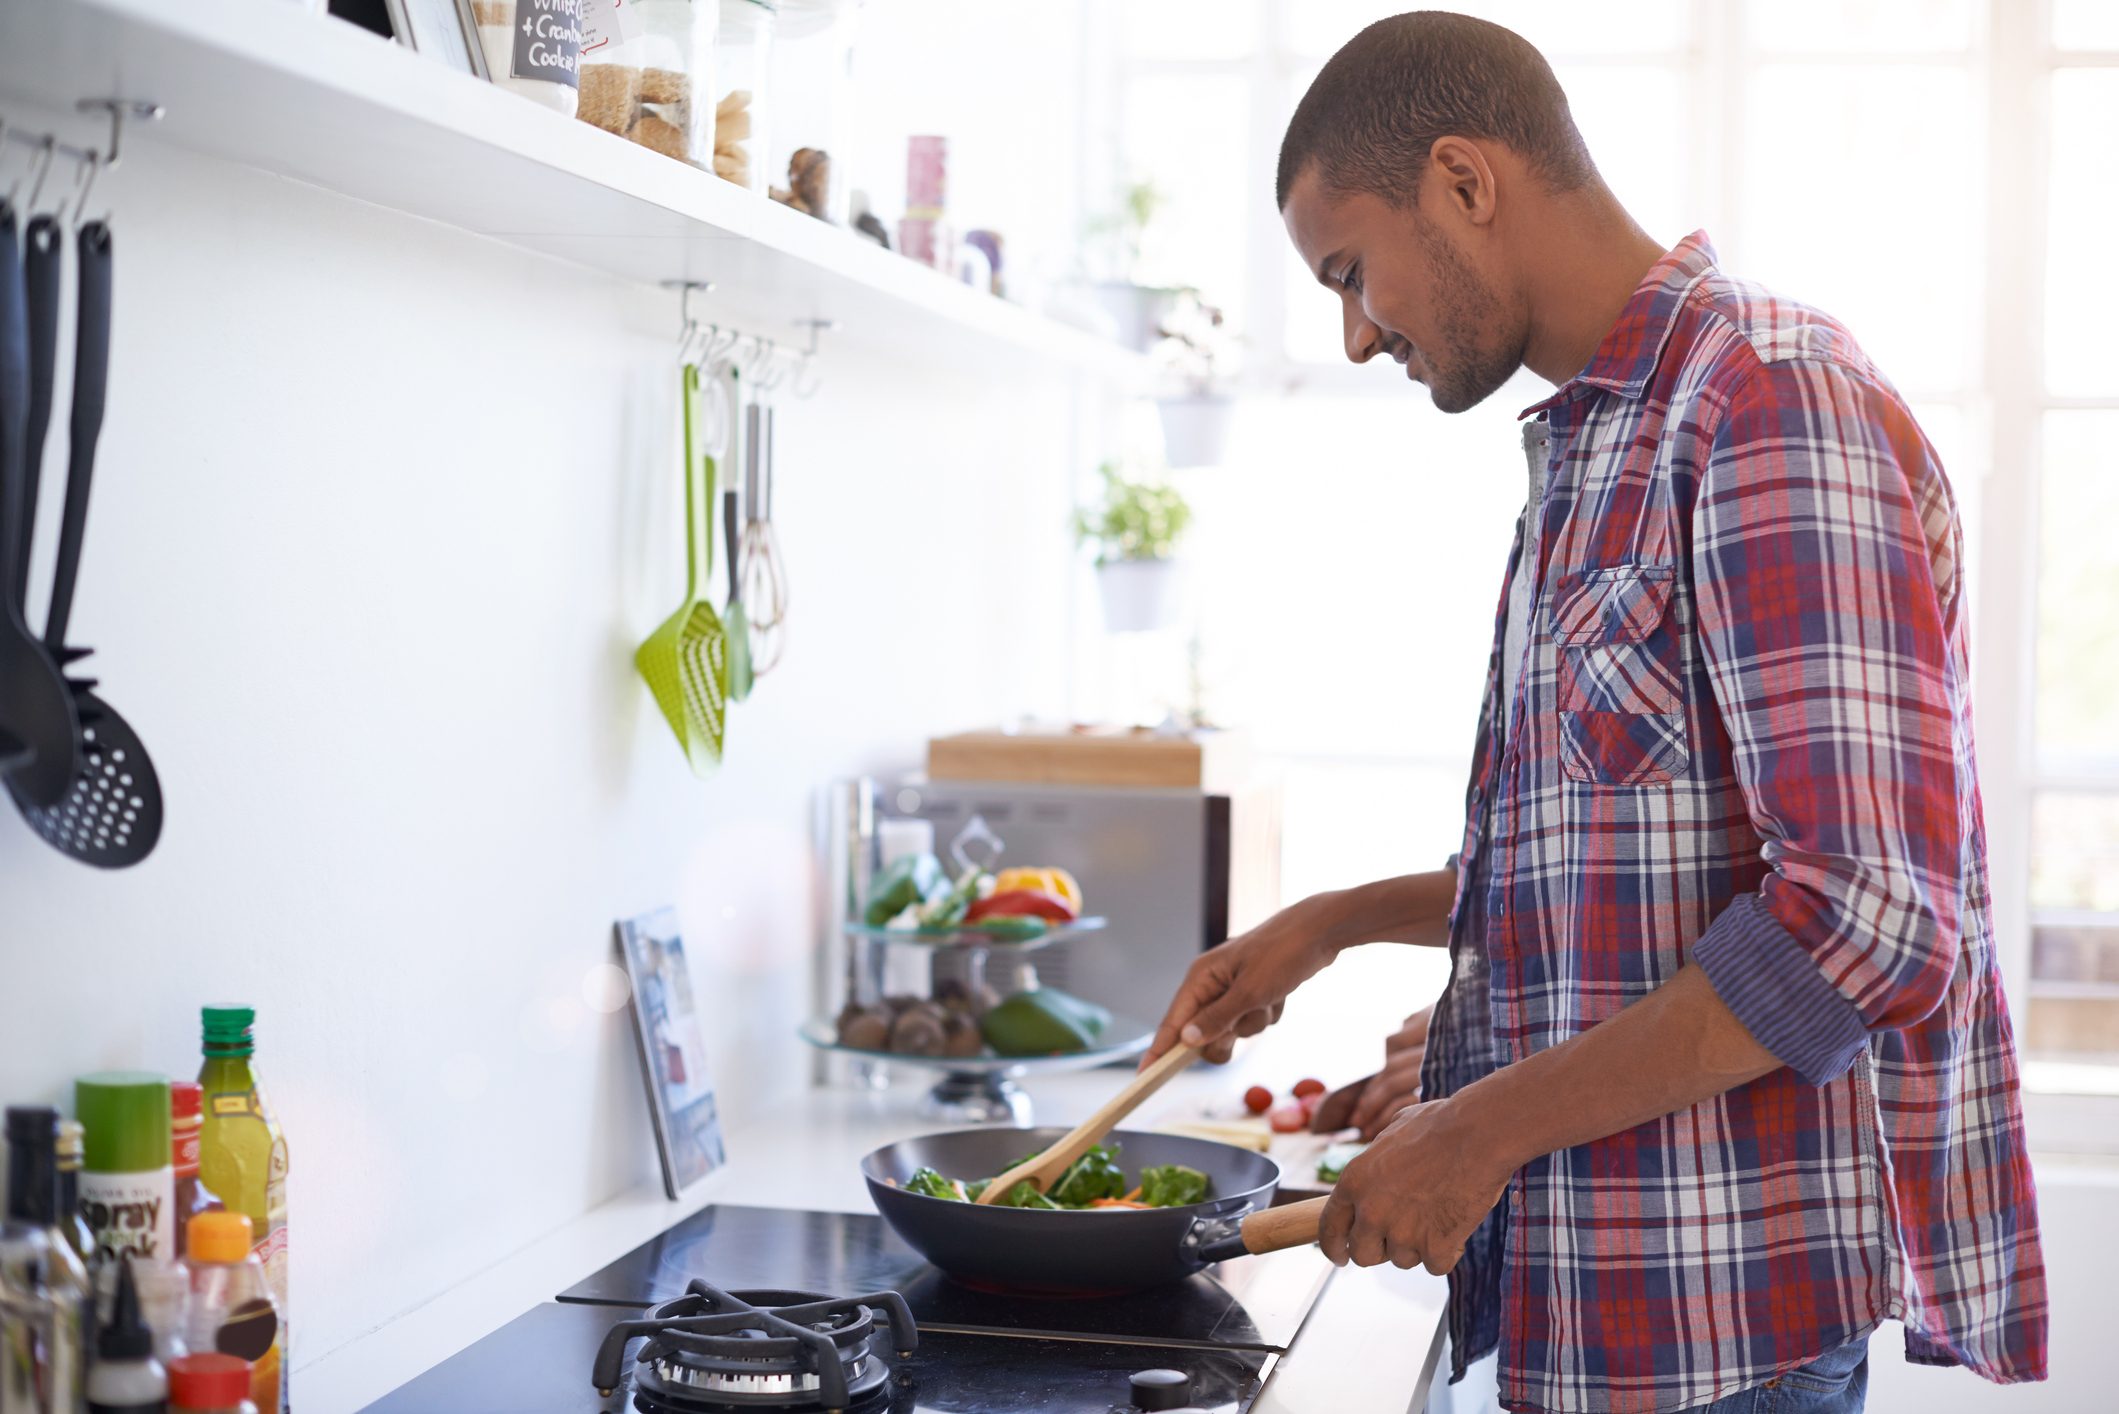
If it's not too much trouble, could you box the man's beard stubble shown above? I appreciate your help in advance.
[1414,218,1523,414]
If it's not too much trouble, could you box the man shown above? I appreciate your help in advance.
[1141,13,2047,1413]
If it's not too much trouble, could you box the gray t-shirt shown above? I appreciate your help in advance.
[1501,420,1550,739]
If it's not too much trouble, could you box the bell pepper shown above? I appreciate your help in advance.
[992,867,1084,913]
[964,889,1076,924]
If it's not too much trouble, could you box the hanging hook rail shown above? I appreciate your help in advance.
[656,281,835,397]
[0,98,163,221]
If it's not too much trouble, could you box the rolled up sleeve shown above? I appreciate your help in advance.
[1687,356,1965,1086]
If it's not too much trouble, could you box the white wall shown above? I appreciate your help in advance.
[0,132,1083,1369]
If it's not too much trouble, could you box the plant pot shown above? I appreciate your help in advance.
[1096,558,1186,633]
[1092,282,1182,352]
[1156,394,1235,469]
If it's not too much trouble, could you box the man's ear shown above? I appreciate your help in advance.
[1426,136,1498,228]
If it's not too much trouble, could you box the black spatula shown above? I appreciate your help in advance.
[0,198,77,806]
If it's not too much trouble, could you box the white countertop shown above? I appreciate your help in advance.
[299,1052,1448,1414]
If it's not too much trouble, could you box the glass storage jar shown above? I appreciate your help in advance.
[712,0,779,195]
[628,1,720,165]
[765,0,860,223]
[578,0,643,136]
[473,0,583,118]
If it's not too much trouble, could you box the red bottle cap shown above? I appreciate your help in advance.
[169,1352,250,1407]
[171,1081,203,1119]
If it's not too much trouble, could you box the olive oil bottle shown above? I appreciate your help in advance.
[195,1007,287,1413]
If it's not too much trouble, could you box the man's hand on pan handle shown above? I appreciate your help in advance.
[1140,870,1456,1069]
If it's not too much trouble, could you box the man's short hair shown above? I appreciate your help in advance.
[1276,11,1596,211]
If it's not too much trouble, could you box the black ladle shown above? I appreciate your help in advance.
[0,198,77,806]
[9,221,162,867]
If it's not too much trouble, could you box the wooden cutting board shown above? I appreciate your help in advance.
[928,726,1253,790]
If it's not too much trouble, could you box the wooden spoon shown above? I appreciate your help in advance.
[974,1042,1199,1204]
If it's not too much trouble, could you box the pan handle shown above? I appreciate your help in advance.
[1189,1195,1329,1266]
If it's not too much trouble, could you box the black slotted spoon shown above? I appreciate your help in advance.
[9,221,162,867]
[0,198,77,801]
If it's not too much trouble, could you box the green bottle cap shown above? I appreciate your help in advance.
[202,1005,256,1057]
[74,1073,172,1174]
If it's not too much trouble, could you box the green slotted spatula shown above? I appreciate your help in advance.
[636,363,727,776]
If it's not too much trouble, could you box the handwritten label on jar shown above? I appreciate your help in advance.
[511,0,584,89]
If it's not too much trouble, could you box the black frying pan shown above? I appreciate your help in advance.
[862,1126,1327,1294]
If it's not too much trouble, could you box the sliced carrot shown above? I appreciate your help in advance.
[1121,1185,1142,1202]
[1090,1198,1151,1209]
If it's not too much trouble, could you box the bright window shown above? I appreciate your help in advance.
[1099,1,2119,1109]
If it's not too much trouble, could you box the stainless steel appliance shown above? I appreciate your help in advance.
[819,774,1281,1040]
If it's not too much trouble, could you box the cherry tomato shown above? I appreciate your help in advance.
[1268,1103,1308,1134]
[1298,1091,1322,1119]
[1291,1077,1326,1100]
[1243,1085,1273,1115]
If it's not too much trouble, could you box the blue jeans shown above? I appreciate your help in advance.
[1695,1337,1869,1413]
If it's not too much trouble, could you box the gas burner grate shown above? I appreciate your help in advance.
[592,1282,918,1413]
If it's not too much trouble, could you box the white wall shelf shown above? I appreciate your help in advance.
[0,0,1151,380]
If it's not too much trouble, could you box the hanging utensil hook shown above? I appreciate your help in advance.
[18,135,56,212]
[68,99,165,223]
[66,150,101,227]
[704,323,741,371]
[76,98,164,169]
[788,318,835,399]
[757,340,792,392]
[660,279,716,363]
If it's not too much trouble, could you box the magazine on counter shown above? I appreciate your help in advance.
[615,907,728,1199]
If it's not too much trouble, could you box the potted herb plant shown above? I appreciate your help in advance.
[1153,290,1236,468]
[1085,180,1185,351]
[1074,462,1194,633]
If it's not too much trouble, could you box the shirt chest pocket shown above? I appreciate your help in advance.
[1550,564,1689,786]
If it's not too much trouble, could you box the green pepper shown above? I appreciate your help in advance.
[972,915,1049,942]
[864,853,949,927]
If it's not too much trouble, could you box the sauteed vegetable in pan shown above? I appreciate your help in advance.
[898,1143,1209,1210]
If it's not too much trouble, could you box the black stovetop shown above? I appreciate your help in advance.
[557,1204,1331,1353]
[361,1203,1333,1414]
[362,1299,1274,1414]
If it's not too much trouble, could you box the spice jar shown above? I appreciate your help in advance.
[627,0,719,165]
[766,0,859,223]
[168,1353,257,1414]
[474,0,584,118]
[712,0,778,194]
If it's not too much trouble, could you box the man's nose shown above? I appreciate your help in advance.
[1344,300,1382,364]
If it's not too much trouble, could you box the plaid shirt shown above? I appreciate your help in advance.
[1421,232,2048,1412]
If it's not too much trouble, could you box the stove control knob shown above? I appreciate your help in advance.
[1130,1368,1192,1410]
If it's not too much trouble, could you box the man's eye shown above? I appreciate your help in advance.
[1340,265,1362,293]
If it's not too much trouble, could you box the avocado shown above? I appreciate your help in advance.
[1025,987,1110,1040]
[980,990,1102,1056]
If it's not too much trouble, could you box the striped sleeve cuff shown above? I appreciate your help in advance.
[1692,892,1870,1086]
